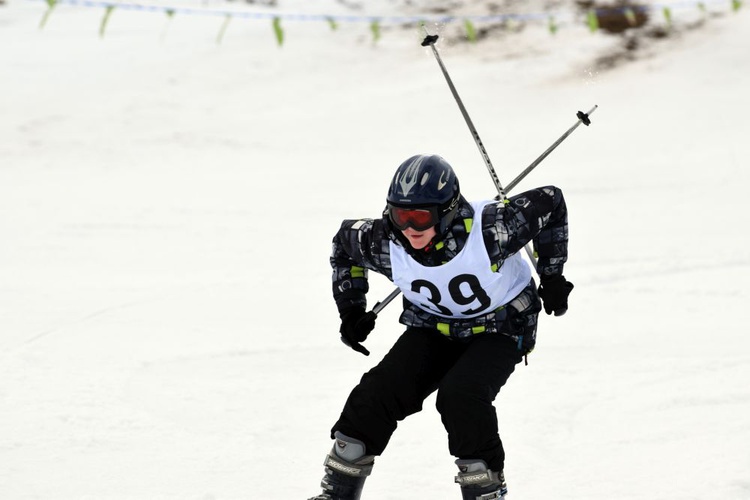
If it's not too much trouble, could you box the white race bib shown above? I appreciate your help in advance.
[389,201,531,318]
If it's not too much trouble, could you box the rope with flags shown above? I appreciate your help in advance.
[34,0,744,44]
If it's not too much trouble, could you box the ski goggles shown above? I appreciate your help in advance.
[388,204,440,231]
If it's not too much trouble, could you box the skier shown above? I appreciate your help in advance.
[308,154,573,500]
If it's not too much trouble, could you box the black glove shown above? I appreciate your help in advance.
[538,274,574,316]
[339,307,377,356]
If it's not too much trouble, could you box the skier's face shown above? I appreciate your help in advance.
[401,226,436,250]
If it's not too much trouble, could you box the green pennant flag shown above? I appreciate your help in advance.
[370,19,381,44]
[161,9,175,41]
[548,15,558,35]
[662,6,672,27]
[217,14,231,44]
[39,0,57,29]
[273,17,284,46]
[99,5,115,38]
[587,9,599,32]
[464,19,477,42]
[624,7,637,26]
[732,0,742,11]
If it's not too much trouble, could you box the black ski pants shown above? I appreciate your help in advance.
[332,327,523,472]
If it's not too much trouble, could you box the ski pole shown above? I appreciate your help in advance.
[420,29,542,262]
[510,105,597,265]
[420,31,597,202]
[423,27,542,270]
[505,105,598,193]
[372,288,401,315]
[420,30,507,200]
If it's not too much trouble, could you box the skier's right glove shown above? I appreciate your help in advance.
[339,307,377,356]
[538,274,574,316]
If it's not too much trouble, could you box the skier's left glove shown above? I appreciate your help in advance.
[538,274,574,316]
[339,307,377,356]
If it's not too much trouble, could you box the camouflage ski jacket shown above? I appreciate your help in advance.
[330,186,568,350]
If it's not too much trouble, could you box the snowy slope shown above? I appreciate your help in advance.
[1,1,749,499]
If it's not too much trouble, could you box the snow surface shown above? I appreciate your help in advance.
[1,1,749,499]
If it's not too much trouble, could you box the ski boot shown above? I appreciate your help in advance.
[307,432,375,500]
[455,459,508,500]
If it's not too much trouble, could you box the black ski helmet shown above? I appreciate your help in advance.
[386,154,461,234]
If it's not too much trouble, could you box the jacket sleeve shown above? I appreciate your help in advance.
[493,186,568,277]
[330,218,391,313]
